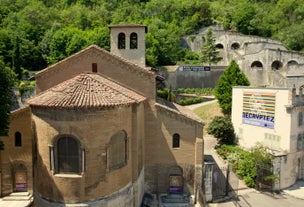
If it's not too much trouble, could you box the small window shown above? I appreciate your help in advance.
[172,133,180,148]
[297,134,302,150]
[110,131,127,170]
[15,132,22,147]
[130,32,138,49]
[118,33,126,49]
[299,112,303,126]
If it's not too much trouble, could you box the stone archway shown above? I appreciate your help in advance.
[287,60,298,67]
[13,162,28,192]
[271,60,283,70]
[216,43,224,49]
[251,61,263,69]
[231,42,240,50]
[168,166,183,193]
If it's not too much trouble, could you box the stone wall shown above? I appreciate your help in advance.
[0,107,33,196]
[31,104,144,204]
[35,46,155,99]
[166,70,224,90]
[180,25,304,89]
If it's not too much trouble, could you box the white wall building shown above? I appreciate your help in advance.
[232,86,304,189]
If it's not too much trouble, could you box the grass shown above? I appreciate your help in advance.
[193,101,223,134]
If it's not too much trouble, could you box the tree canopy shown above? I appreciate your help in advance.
[214,60,250,115]
[0,0,303,76]
[0,59,16,137]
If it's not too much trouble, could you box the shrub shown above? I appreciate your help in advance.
[207,116,235,144]
[177,88,213,96]
[177,97,203,105]
[216,144,275,188]
[157,88,175,102]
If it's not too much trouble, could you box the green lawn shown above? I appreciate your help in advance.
[193,101,223,134]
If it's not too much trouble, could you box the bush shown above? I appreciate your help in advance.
[216,144,274,188]
[157,88,175,102]
[207,116,235,144]
[177,88,213,96]
[177,97,203,105]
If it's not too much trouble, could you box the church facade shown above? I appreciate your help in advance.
[0,25,204,206]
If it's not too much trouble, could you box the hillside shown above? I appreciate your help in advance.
[0,0,303,79]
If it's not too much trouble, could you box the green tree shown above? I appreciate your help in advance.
[0,59,16,137]
[214,60,250,115]
[207,115,235,144]
[200,28,222,65]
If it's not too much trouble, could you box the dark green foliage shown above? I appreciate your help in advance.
[177,88,213,96]
[0,0,304,76]
[200,28,222,65]
[156,88,175,102]
[207,116,235,144]
[0,59,16,137]
[183,50,200,65]
[214,60,250,115]
[216,144,274,188]
[177,97,203,106]
[0,0,213,74]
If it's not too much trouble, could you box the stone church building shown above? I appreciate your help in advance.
[0,25,204,206]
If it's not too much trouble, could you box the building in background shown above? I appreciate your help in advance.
[232,86,304,190]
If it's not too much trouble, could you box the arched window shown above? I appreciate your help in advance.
[57,137,80,174]
[118,33,126,49]
[110,131,127,170]
[172,133,180,148]
[216,43,224,49]
[271,60,283,70]
[251,61,263,69]
[130,32,138,49]
[231,42,240,50]
[287,60,298,67]
[15,132,22,147]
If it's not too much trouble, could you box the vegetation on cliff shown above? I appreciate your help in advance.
[0,0,303,77]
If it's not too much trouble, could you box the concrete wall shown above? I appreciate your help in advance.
[166,70,224,90]
[232,87,291,151]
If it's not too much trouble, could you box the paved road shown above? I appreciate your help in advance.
[210,189,304,207]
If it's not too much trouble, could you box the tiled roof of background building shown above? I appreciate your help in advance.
[28,73,146,109]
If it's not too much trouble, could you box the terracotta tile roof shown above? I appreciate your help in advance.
[156,97,204,125]
[28,73,146,109]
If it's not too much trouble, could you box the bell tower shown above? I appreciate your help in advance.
[109,24,147,68]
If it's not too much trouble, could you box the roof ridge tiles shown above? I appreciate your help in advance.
[28,73,146,109]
